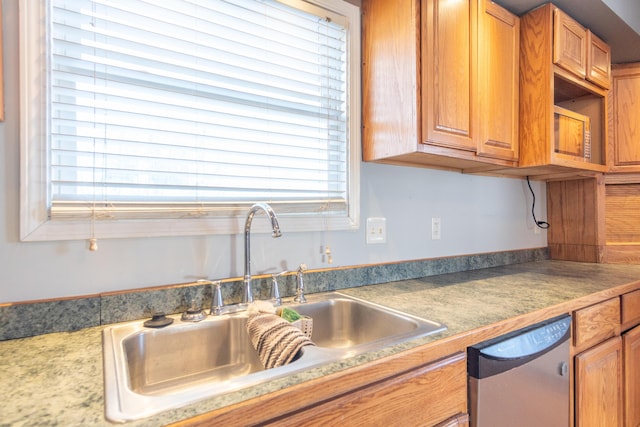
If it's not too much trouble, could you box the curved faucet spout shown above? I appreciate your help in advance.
[243,203,282,304]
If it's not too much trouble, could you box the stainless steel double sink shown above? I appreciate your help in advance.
[103,292,446,422]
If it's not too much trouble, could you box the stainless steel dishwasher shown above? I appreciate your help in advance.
[467,314,571,427]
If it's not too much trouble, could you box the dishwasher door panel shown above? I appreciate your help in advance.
[469,339,569,427]
[468,315,571,427]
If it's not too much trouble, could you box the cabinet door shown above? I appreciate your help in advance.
[362,0,420,161]
[264,352,468,426]
[624,325,640,427]
[422,0,476,152]
[586,31,611,89]
[575,336,623,427]
[553,8,587,79]
[610,64,640,171]
[477,0,519,161]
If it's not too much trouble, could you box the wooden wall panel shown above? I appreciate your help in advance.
[606,184,640,243]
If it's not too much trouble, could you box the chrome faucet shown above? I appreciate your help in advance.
[243,203,282,304]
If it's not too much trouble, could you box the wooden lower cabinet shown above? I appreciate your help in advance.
[624,325,640,427]
[575,336,624,427]
[262,352,467,427]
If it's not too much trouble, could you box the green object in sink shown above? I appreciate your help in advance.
[278,306,302,322]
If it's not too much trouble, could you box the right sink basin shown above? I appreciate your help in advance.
[291,293,446,351]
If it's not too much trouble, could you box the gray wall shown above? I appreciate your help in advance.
[0,0,547,303]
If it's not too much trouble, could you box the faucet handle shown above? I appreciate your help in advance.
[198,279,224,316]
[294,264,308,303]
[270,271,288,306]
[210,281,224,316]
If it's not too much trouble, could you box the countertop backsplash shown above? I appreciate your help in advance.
[0,247,548,340]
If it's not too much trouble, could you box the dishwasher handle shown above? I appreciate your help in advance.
[559,361,569,376]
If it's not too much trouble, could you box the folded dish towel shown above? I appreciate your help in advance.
[246,302,315,369]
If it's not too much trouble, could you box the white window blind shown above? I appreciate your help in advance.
[47,0,354,221]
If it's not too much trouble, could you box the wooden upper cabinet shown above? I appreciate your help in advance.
[553,8,610,90]
[477,0,520,161]
[361,0,419,162]
[422,0,476,152]
[609,63,640,172]
[362,0,519,171]
[553,8,587,79]
[519,3,608,174]
[587,32,611,89]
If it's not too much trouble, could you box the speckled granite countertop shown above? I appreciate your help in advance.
[2,260,640,427]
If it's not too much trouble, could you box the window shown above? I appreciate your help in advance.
[20,0,360,241]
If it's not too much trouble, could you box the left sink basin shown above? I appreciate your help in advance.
[124,316,261,395]
[103,292,446,422]
[103,312,329,422]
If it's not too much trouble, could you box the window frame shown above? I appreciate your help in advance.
[19,0,361,241]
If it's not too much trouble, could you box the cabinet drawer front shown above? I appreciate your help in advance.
[622,290,640,330]
[268,352,467,427]
[574,297,620,350]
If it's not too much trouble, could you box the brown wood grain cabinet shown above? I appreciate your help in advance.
[476,0,520,162]
[553,8,611,90]
[624,325,640,427]
[553,7,588,80]
[622,289,640,331]
[573,297,620,354]
[261,352,468,427]
[573,299,624,427]
[622,290,640,427]
[518,3,609,177]
[575,336,624,427]
[609,63,640,172]
[586,32,611,90]
[572,295,640,427]
[362,0,519,172]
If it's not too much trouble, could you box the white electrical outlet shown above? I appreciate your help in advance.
[366,217,387,244]
[432,217,441,240]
